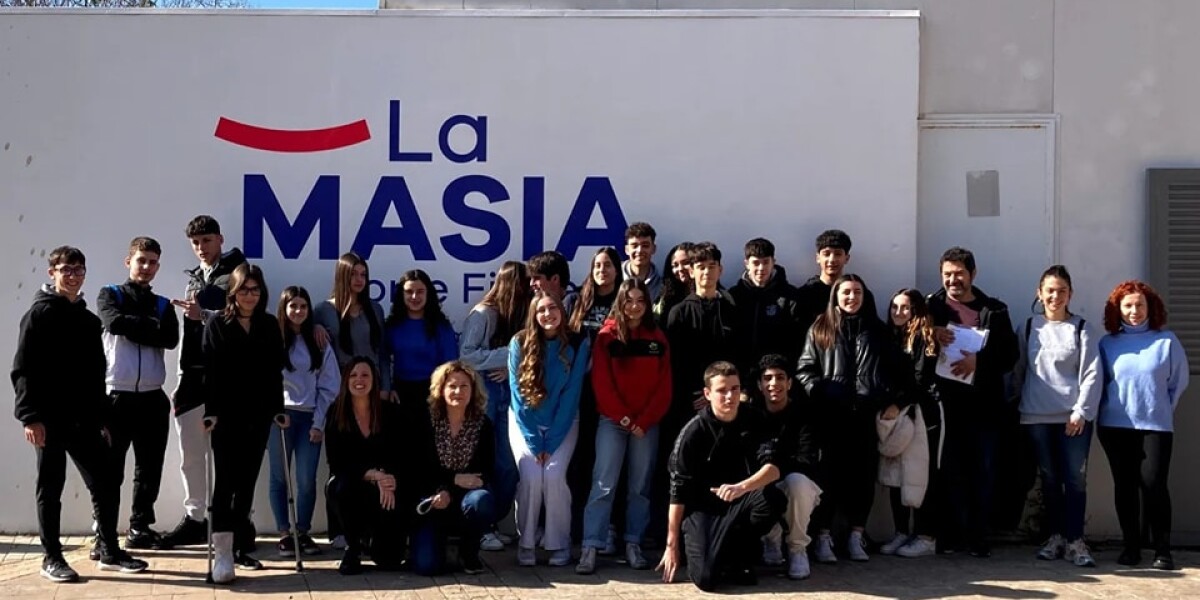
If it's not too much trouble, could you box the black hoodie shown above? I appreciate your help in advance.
[12,285,108,428]
[176,248,246,415]
[729,265,803,371]
[666,290,738,417]
[668,404,776,514]
[794,275,878,336]
[751,394,819,480]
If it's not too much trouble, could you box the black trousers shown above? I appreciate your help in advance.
[36,421,119,556]
[682,486,785,592]
[1098,426,1173,553]
[569,378,599,542]
[211,415,271,547]
[814,408,878,530]
[108,390,171,530]
[327,476,411,568]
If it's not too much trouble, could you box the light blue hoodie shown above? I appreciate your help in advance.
[508,334,591,456]
[1098,321,1189,432]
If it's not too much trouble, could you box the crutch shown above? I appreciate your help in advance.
[276,415,304,572]
[203,418,215,583]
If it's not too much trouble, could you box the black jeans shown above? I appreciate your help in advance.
[1098,426,1173,553]
[326,476,411,568]
[108,390,171,530]
[681,485,785,592]
[211,416,271,547]
[36,421,119,556]
[814,408,878,530]
[938,405,999,548]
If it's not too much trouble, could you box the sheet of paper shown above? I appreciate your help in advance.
[935,323,989,385]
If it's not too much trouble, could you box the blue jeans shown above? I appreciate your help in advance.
[1027,422,1092,541]
[582,417,659,547]
[411,489,496,575]
[485,379,519,524]
[267,409,322,533]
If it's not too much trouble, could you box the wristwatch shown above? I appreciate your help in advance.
[619,416,632,428]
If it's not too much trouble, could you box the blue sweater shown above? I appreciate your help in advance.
[1098,322,1189,432]
[508,334,591,456]
[382,317,459,383]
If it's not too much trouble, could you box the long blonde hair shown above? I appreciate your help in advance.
[516,291,573,409]
[428,360,488,420]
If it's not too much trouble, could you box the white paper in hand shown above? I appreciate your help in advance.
[936,323,989,385]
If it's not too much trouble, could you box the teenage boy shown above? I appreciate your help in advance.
[656,362,783,592]
[622,222,663,300]
[98,237,180,551]
[161,216,247,548]
[12,246,149,582]
[730,238,803,372]
[752,354,821,580]
[794,229,876,333]
[926,246,1018,557]
[527,250,577,314]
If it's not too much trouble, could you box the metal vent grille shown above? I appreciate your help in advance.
[1149,169,1200,373]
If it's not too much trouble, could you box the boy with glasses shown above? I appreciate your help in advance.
[12,246,149,582]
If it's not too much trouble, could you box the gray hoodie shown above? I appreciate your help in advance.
[622,260,662,300]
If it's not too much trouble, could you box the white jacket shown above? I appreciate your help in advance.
[877,404,929,508]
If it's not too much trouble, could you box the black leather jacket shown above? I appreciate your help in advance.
[795,313,904,413]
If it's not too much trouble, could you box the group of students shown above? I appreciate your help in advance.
[12,217,1189,591]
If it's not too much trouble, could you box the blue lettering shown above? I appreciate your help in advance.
[351,176,436,261]
[439,115,487,163]
[555,177,629,260]
[389,100,434,163]
[522,177,545,260]
[244,174,340,260]
[463,272,487,305]
[441,175,510,262]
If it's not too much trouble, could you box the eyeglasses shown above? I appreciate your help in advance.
[54,265,87,278]
[236,286,262,296]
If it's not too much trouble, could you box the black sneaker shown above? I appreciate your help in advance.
[1152,553,1176,571]
[298,534,322,556]
[723,565,758,586]
[277,535,296,558]
[968,543,992,558]
[126,528,167,550]
[161,516,207,547]
[462,553,485,575]
[98,548,149,573]
[41,555,79,583]
[1117,547,1142,566]
[234,551,263,571]
[88,539,102,561]
[338,549,363,576]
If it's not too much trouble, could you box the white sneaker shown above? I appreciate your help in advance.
[880,532,910,555]
[788,551,811,580]
[762,525,785,565]
[548,548,572,566]
[330,534,347,550]
[211,531,236,584]
[480,532,505,552]
[575,546,597,574]
[1038,534,1066,561]
[896,536,937,558]
[814,533,837,564]
[517,547,536,567]
[1066,539,1096,567]
[848,531,869,562]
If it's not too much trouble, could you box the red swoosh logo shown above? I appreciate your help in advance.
[214,117,371,152]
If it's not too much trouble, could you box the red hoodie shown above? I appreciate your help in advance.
[591,318,672,431]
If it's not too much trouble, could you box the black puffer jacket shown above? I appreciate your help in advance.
[795,313,904,413]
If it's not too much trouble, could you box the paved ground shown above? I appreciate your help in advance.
[0,535,1196,599]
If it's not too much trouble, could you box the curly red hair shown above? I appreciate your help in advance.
[1103,280,1167,334]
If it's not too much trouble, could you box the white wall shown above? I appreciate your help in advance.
[0,9,918,534]
[386,0,1200,543]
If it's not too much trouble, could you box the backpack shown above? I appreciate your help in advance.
[107,284,170,319]
[1023,316,1085,350]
